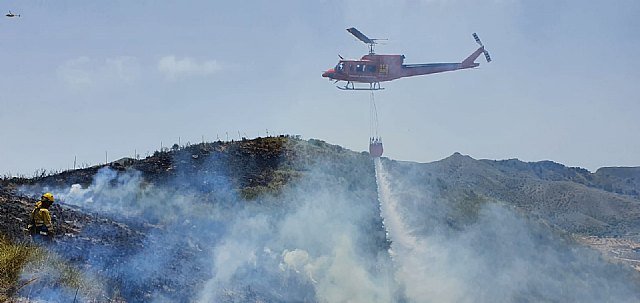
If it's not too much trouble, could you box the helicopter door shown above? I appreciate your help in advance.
[378,64,388,74]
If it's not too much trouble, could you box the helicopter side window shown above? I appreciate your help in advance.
[356,64,361,72]
[366,65,376,73]
[337,62,344,71]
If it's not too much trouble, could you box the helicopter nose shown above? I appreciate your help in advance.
[322,68,335,79]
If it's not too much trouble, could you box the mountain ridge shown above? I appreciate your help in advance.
[1,136,639,301]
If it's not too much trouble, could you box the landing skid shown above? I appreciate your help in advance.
[336,86,385,91]
[336,81,384,91]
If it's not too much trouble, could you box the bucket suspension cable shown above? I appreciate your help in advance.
[369,91,384,158]
[370,91,380,139]
[369,92,374,138]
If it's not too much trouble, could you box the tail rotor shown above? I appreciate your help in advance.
[472,33,492,63]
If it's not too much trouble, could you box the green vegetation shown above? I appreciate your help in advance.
[0,234,36,299]
[449,190,490,227]
[0,234,102,301]
[240,169,302,200]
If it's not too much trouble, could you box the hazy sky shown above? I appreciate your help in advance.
[1,0,639,175]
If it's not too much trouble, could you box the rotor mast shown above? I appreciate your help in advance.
[347,27,383,55]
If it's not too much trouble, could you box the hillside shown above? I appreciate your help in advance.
[383,153,640,273]
[385,152,640,236]
[1,137,640,302]
[0,137,383,302]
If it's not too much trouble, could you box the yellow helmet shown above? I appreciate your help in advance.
[41,192,54,203]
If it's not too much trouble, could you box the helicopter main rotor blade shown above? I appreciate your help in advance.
[347,27,375,45]
[472,33,483,47]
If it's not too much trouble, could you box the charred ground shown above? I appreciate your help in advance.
[1,137,640,301]
[0,136,379,301]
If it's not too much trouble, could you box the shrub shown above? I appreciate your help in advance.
[0,234,40,299]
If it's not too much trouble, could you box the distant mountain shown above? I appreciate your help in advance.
[384,152,640,237]
[381,152,640,274]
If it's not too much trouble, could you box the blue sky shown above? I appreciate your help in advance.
[1,0,639,175]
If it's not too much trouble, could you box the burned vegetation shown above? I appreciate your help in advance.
[2,136,640,302]
[0,136,383,302]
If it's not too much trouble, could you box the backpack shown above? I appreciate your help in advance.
[27,206,39,235]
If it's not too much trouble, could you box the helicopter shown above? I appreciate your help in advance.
[322,27,491,90]
[5,10,20,18]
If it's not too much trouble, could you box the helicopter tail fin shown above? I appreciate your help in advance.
[461,47,484,67]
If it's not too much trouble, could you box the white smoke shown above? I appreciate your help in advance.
[17,153,640,302]
[196,167,394,302]
[373,158,640,303]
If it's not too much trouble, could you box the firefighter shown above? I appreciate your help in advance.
[28,192,55,242]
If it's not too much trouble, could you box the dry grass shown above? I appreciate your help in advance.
[0,234,39,300]
[0,234,104,302]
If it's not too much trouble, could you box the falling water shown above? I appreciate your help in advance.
[374,158,417,259]
[374,157,426,302]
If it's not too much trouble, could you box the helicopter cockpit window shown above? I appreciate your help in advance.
[337,62,344,71]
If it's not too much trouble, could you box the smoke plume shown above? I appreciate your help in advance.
[17,151,640,302]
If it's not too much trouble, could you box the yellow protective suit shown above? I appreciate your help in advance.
[30,201,53,239]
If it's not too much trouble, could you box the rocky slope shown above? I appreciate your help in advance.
[0,137,382,302]
[385,152,640,236]
[1,137,639,301]
[383,152,640,270]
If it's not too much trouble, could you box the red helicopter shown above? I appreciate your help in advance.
[322,28,491,90]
